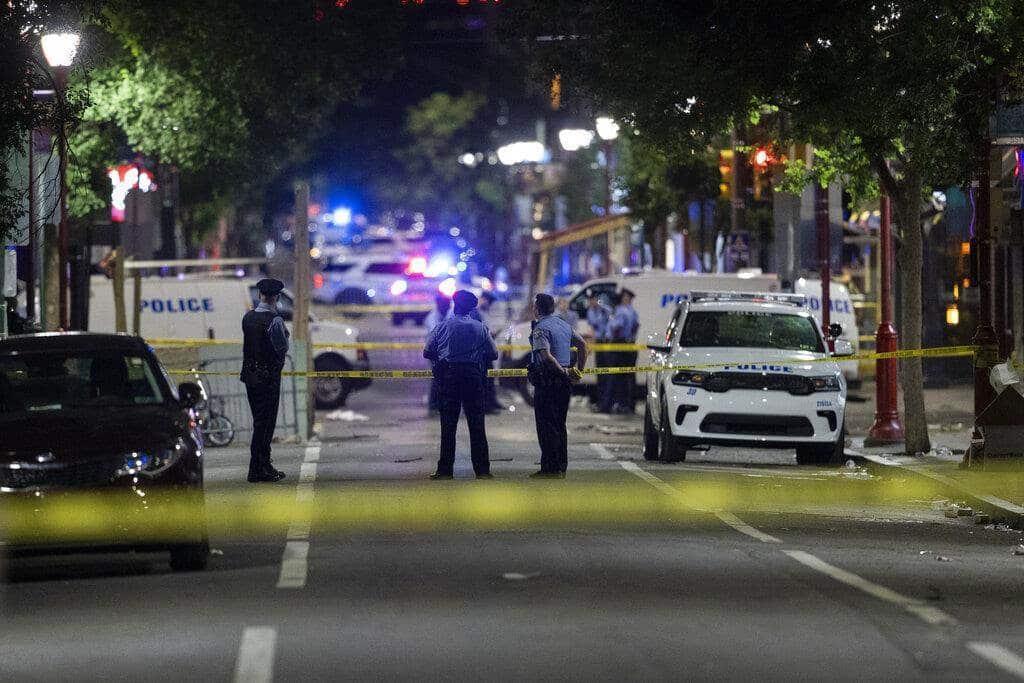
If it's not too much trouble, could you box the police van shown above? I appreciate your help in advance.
[643,291,852,465]
[87,274,370,409]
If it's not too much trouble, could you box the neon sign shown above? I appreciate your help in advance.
[107,164,156,223]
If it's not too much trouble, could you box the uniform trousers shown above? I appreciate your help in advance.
[246,379,281,477]
[534,378,572,473]
[436,363,490,476]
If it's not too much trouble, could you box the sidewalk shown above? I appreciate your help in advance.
[846,380,1024,527]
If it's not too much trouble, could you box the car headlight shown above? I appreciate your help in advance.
[117,437,187,478]
[671,370,708,386]
[810,374,842,392]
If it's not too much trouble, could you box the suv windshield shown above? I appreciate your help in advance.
[0,351,166,414]
[679,311,824,352]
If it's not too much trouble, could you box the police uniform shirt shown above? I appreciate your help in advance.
[610,304,640,342]
[586,304,611,338]
[424,313,499,365]
[255,302,290,362]
[531,314,581,368]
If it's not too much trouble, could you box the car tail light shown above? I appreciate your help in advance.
[313,273,324,289]
[390,279,408,296]
[407,256,427,275]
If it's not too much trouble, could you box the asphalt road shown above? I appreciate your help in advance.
[3,315,1023,681]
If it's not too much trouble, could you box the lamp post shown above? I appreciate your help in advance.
[41,31,79,330]
[866,194,905,444]
[596,117,619,275]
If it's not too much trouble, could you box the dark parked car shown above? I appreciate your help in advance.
[0,333,209,572]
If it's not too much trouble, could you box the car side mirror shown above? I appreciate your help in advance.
[178,381,206,409]
[828,322,843,339]
[832,339,854,357]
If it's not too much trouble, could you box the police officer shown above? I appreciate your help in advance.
[608,288,640,414]
[239,278,289,483]
[423,290,498,479]
[424,294,452,416]
[586,292,613,413]
[530,293,588,478]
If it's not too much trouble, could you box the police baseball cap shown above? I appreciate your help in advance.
[452,289,478,312]
[256,278,285,296]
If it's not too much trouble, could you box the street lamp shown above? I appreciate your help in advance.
[41,31,79,330]
[596,117,619,274]
[558,129,594,152]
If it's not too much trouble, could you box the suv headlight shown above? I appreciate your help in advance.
[671,370,708,386]
[810,374,842,392]
[118,437,187,478]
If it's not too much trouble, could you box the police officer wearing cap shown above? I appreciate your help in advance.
[529,293,588,478]
[239,278,289,483]
[423,289,498,479]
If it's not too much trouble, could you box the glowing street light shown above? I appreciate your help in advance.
[595,116,620,141]
[41,32,80,68]
[496,141,547,166]
[558,129,595,152]
[41,30,80,330]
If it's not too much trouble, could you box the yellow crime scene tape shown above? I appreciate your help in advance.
[147,337,644,353]
[163,345,979,379]
[0,475,954,544]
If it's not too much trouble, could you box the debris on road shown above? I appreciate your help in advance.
[935,555,952,562]
[326,409,370,422]
[596,424,641,436]
[210,548,224,556]
[502,572,541,581]
[1013,545,1024,556]
[394,456,422,463]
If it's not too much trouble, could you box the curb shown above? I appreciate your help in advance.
[847,449,1024,529]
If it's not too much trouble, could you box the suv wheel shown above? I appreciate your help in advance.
[642,401,660,461]
[313,355,352,409]
[659,404,687,463]
[796,422,846,466]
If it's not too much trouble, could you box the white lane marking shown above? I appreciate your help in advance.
[967,642,1024,680]
[713,511,783,544]
[277,541,310,589]
[783,550,956,626]
[233,626,276,683]
[589,443,616,460]
[277,446,321,584]
[618,461,781,544]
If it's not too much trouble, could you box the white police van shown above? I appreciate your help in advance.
[87,274,370,408]
[643,291,852,465]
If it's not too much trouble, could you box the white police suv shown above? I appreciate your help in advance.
[642,291,853,465]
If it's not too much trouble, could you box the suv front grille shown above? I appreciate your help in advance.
[700,413,815,437]
[0,459,118,490]
[703,372,812,395]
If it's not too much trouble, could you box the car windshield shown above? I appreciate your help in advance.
[0,351,166,414]
[679,311,824,352]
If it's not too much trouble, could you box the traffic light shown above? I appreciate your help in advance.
[718,149,733,199]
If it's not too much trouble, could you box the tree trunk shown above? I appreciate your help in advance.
[892,165,930,455]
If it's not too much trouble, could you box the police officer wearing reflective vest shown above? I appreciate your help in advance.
[423,290,498,479]
[529,293,588,478]
[239,278,289,483]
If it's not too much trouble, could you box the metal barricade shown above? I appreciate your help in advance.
[197,346,299,440]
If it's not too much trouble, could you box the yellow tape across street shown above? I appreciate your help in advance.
[164,345,979,379]
[147,336,641,352]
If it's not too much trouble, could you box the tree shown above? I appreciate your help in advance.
[509,0,1024,455]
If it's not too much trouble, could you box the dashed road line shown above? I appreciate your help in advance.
[277,446,320,589]
[783,550,956,626]
[967,642,1024,680]
[233,626,276,683]
[618,460,781,543]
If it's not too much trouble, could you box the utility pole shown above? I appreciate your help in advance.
[42,223,60,331]
[26,130,36,323]
[866,193,904,444]
[293,181,314,439]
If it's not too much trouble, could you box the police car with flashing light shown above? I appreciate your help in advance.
[642,291,853,465]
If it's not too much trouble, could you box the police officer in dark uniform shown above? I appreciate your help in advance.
[240,278,289,483]
[529,293,588,478]
[423,290,498,479]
